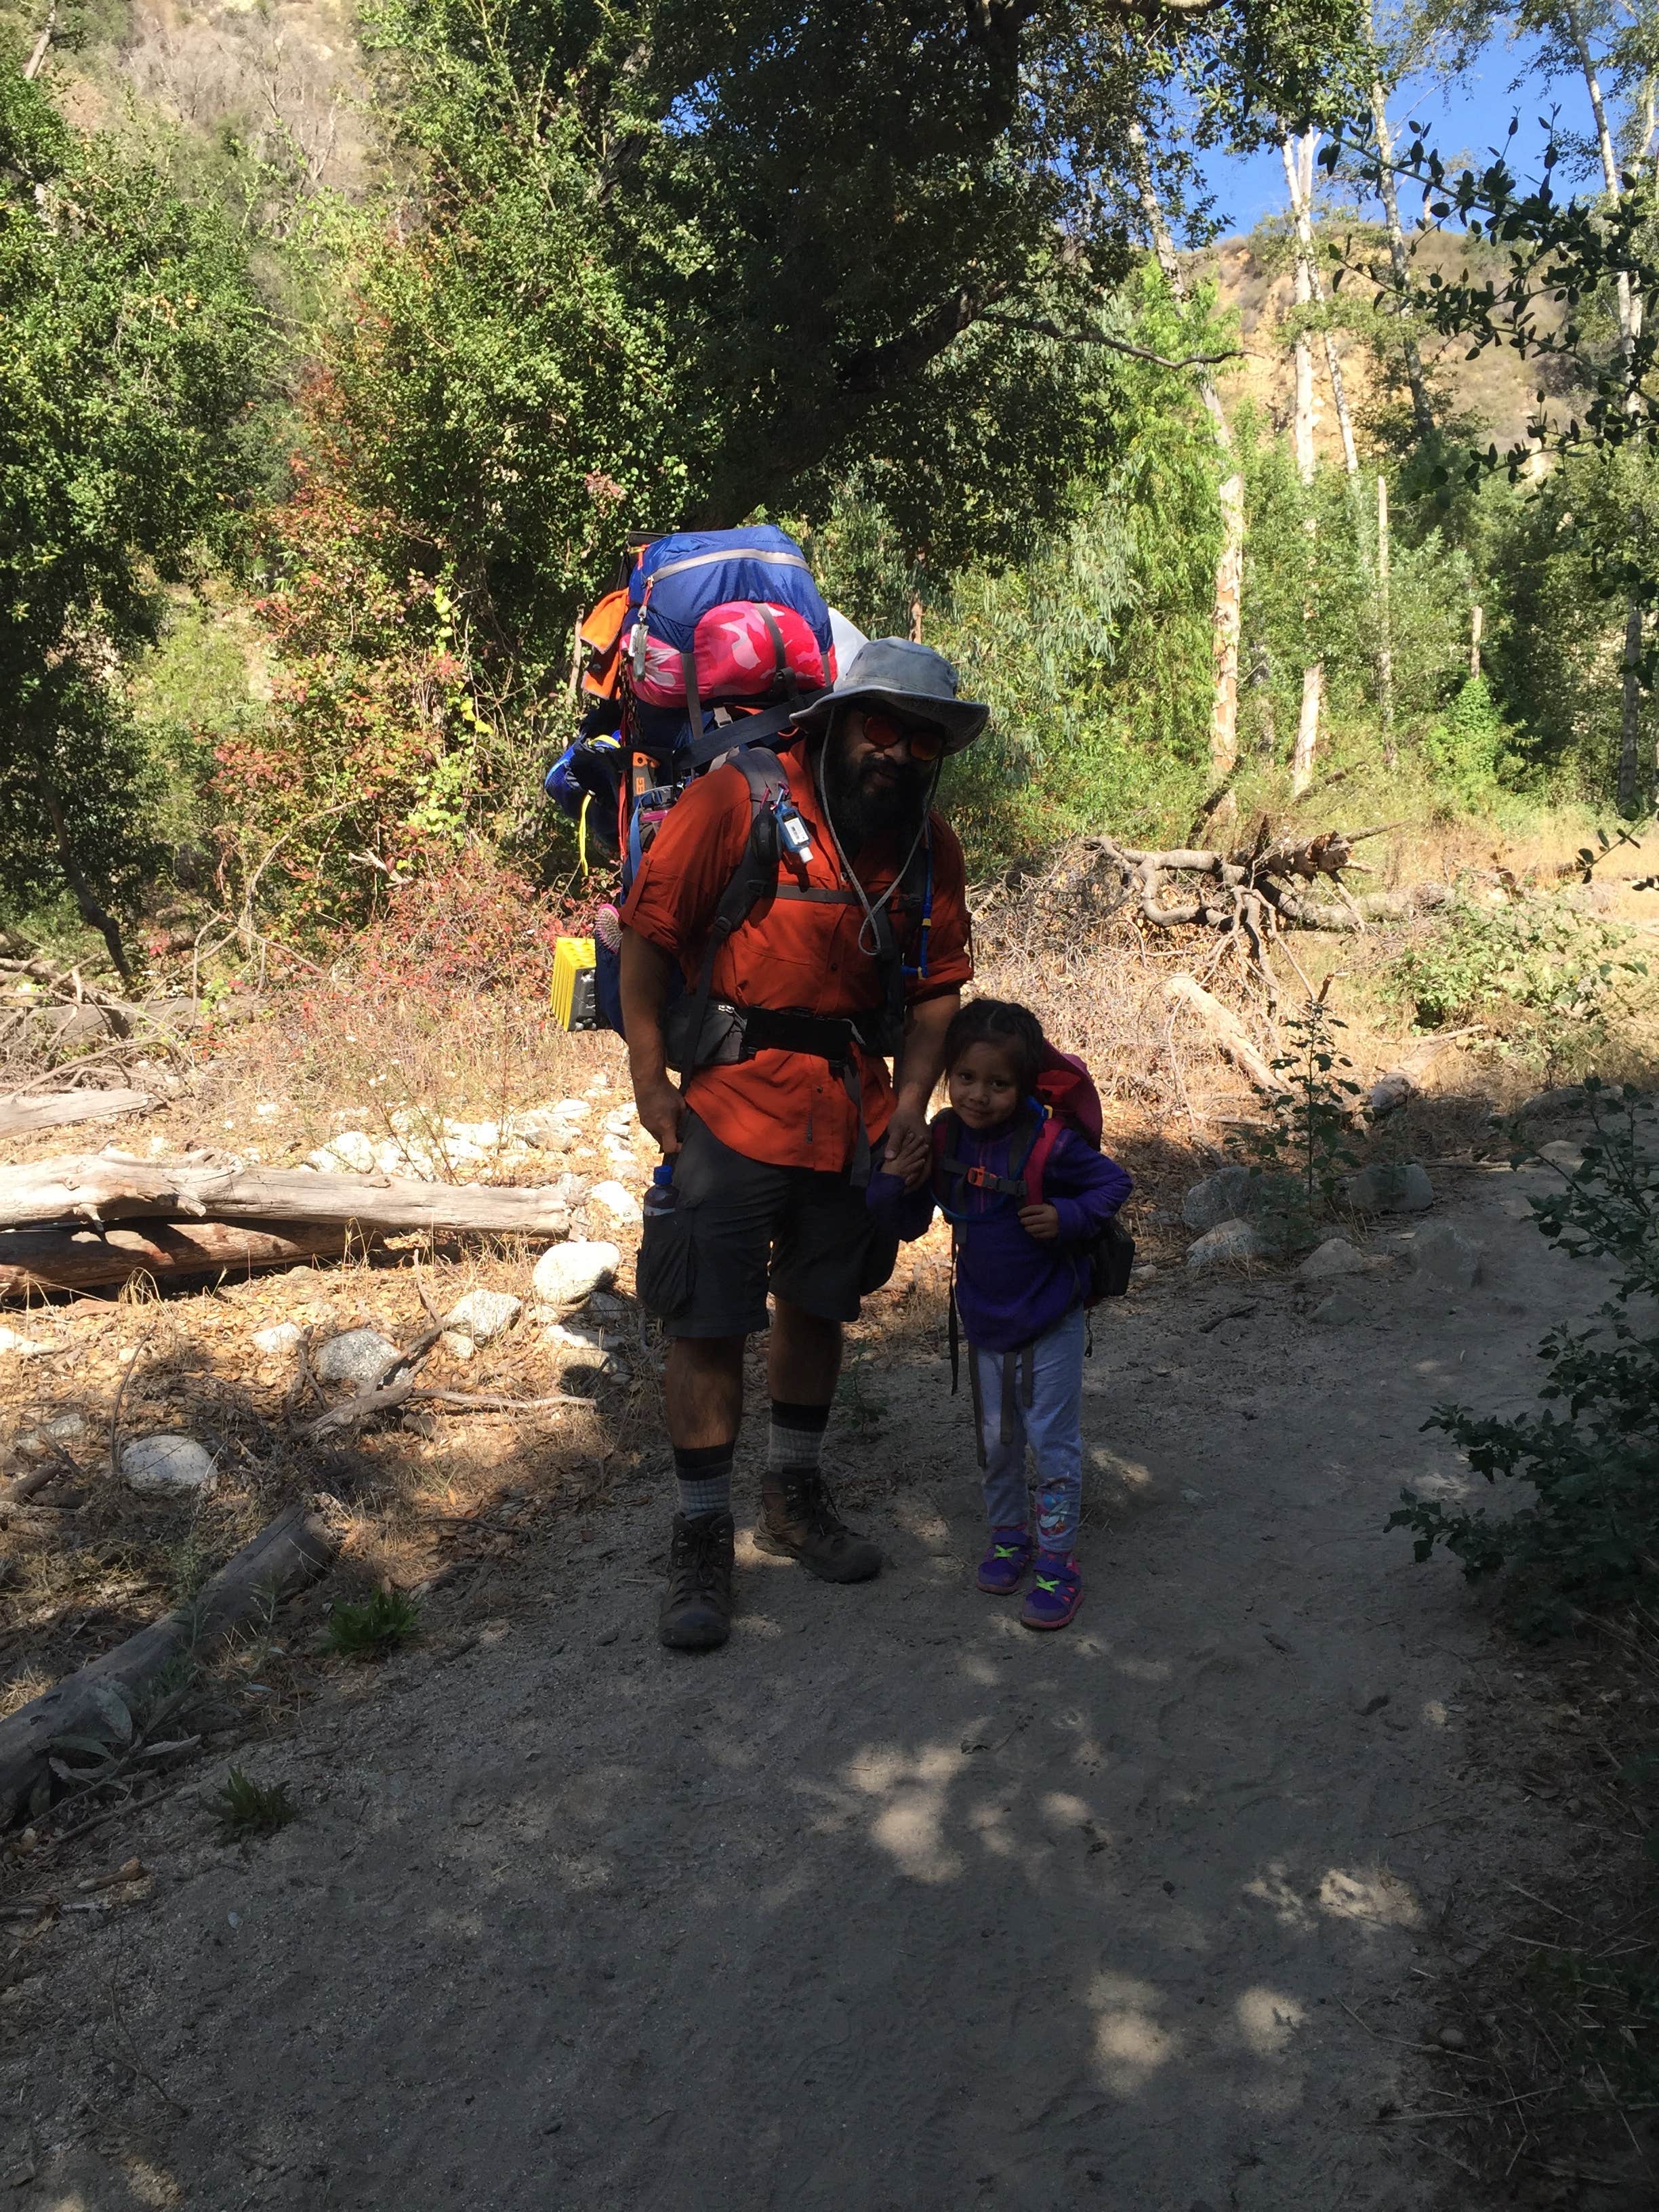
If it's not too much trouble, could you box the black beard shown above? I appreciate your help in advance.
[819,729,931,856]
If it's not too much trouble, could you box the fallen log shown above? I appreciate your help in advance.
[1164,975,1286,1094]
[0,1088,154,1141]
[0,1218,378,1299]
[0,1502,337,1824]
[0,1153,573,1238]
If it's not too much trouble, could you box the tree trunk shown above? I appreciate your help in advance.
[0,1155,575,1237]
[1568,7,1641,368]
[1283,131,1359,478]
[1292,664,1324,796]
[41,782,132,986]
[0,1219,381,1301]
[1619,591,1645,815]
[1368,68,1436,441]
[1470,604,1483,678]
[1130,119,1243,806]
[1282,131,1324,792]
[1376,474,1396,768]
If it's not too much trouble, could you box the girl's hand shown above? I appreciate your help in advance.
[1019,1202,1060,1242]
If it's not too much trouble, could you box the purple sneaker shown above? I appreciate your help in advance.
[1021,1553,1083,1631]
[977,1528,1032,1595]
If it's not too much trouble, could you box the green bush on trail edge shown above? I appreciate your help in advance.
[1388,1082,1659,1634]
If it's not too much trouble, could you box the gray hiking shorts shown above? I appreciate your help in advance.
[638,1112,899,1339]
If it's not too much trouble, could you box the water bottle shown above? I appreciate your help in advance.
[644,1159,677,1219]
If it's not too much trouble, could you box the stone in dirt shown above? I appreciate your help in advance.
[586,1179,643,1226]
[444,1289,523,1343]
[545,1321,626,1351]
[1185,1218,1267,1269]
[438,1331,476,1361]
[1296,1237,1366,1284]
[1312,1289,1370,1326]
[253,1322,304,1355]
[314,1328,399,1385]
[1181,1166,1307,1249]
[0,1326,54,1359]
[1345,1160,1434,1214]
[1410,1221,1483,1290]
[306,1130,377,1174]
[1517,1084,1587,1120]
[123,1435,218,1496]
[532,1240,621,1307]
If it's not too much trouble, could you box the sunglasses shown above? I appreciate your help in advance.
[861,712,945,765]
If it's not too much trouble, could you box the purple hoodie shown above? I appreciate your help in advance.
[868,1105,1133,1353]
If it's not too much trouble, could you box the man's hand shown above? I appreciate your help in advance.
[1019,1202,1061,1242]
[884,1102,932,1189]
[636,1076,686,1158]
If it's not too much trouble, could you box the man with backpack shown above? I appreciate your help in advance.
[619,636,987,1652]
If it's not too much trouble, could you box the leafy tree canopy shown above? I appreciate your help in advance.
[0,60,270,962]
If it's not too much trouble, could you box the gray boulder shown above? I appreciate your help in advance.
[1186,1218,1268,1269]
[1312,1289,1370,1326]
[1410,1220,1483,1290]
[123,1435,217,1497]
[445,1289,523,1343]
[1182,1166,1307,1248]
[1297,1236,1366,1284]
[314,1328,399,1386]
[1347,1160,1434,1214]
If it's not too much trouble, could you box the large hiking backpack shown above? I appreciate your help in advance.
[933,1044,1134,1315]
[545,527,842,1038]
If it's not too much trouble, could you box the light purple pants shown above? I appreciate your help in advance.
[968,1305,1086,1555]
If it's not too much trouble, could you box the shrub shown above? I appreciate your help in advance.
[1386,895,1648,1055]
[1389,1083,1659,1629]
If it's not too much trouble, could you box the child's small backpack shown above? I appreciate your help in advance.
[933,1043,1134,1307]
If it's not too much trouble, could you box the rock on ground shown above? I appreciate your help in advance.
[306,1130,377,1174]
[122,1435,217,1496]
[587,1179,643,1226]
[1182,1166,1307,1250]
[532,1240,621,1307]
[1296,1237,1366,1284]
[1346,1161,1434,1214]
[253,1322,304,1356]
[0,1326,54,1358]
[1185,1218,1267,1269]
[314,1328,399,1386]
[1410,1220,1484,1290]
[445,1290,523,1343]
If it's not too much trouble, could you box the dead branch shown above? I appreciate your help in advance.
[0,1153,573,1239]
[1075,823,1394,1002]
[1164,975,1286,1092]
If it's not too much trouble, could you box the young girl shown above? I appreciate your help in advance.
[870,999,1132,1629]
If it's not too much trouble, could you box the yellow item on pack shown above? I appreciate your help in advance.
[550,936,598,1031]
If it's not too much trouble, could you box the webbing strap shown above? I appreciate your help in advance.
[678,750,785,1075]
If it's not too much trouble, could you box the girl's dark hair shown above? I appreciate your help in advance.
[941,998,1046,1095]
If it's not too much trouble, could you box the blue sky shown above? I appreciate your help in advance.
[1194,25,1577,237]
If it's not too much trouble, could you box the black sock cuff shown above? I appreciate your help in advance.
[674,1441,736,1475]
[769,1399,831,1434]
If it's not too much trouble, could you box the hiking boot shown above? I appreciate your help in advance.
[756,1469,882,1584]
[658,1511,735,1652]
[977,1527,1033,1595]
[1020,1552,1083,1631]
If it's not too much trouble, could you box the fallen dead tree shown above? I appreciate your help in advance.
[0,1087,154,1141]
[0,1153,574,1239]
[0,1218,382,1298]
[0,1502,337,1824]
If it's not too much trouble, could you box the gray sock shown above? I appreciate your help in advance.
[767,1398,830,1473]
[674,1441,735,1519]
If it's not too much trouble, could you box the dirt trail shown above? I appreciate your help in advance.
[7,1158,1599,2211]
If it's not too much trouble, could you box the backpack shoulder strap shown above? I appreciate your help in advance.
[678,749,786,1067]
[1021,1113,1066,1210]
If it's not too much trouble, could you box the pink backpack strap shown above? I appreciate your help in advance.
[1022,1112,1065,1208]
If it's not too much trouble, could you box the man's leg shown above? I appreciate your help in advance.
[756,1297,881,1582]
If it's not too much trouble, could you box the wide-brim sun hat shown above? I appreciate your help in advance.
[789,636,989,756]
